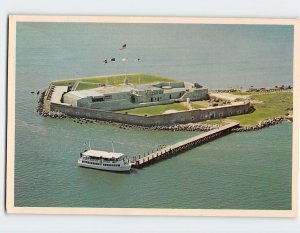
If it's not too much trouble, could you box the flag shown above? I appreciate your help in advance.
[121,57,128,62]
[111,58,116,62]
[119,44,127,50]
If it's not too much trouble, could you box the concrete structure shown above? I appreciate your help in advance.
[43,84,69,112]
[50,101,251,126]
[63,85,132,110]
[62,81,208,111]
[42,78,251,126]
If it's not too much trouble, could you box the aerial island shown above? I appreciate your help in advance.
[37,73,293,131]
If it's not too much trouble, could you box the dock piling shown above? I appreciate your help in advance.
[131,122,239,169]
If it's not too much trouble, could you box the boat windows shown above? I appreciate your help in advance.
[81,160,124,168]
[83,161,123,167]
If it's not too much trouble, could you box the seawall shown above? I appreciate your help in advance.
[37,88,291,131]
[49,101,251,127]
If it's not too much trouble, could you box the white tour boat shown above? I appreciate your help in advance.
[78,149,132,172]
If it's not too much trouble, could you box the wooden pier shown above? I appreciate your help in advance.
[131,122,239,168]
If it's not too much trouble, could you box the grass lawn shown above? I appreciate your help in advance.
[190,100,210,109]
[52,73,178,90]
[230,91,255,96]
[117,103,189,116]
[117,101,211,116]
[76,82,99,90]
[228,92,292,126]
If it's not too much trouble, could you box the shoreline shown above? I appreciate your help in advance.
[231,116,292,132]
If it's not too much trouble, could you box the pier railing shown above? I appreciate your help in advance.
[131,122,239,168]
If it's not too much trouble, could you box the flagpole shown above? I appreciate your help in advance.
[120,43,128,85]
[111,141,115,153]
[124,47,128,84]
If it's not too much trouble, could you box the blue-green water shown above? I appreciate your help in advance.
[14,23,293,209]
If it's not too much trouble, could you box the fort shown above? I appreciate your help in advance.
[41,73,252,126]
[37,73,292,169]
[63,80,208,111]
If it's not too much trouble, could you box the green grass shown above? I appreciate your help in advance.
[190,100,210,109]
[117,101,211,116]
[230,91,254,96]
[117,103,189,116]
[228,92,292,126]
[52,73,178,90]
[76,82,99,90]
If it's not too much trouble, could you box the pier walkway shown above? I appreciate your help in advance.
[131,122,239,168]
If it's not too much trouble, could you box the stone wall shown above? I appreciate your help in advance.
[50,101,251,127]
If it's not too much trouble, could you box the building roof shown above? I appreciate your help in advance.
[163,87,186,93]
[133,84,161,91]
[66,85,133,98]
[82,150,124,159]
[64,81,208,100]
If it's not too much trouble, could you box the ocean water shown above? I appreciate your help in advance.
[14,22,293,209]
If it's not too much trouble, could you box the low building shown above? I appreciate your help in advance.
[63,85,133,110]
[62,81,208,111]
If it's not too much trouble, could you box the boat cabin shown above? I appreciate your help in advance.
[80,150,125,161]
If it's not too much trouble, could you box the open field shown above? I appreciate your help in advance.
[190,100,211,109]
[76,82,99,90]
[117,100,211,116]
[228,91,292,126]
[52,73,178,90]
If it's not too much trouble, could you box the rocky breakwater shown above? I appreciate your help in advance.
[39,110,68,119]
[232,116,292,132]
[118,122,220,132]
[36,90,45,114]
[36,91,67,119]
